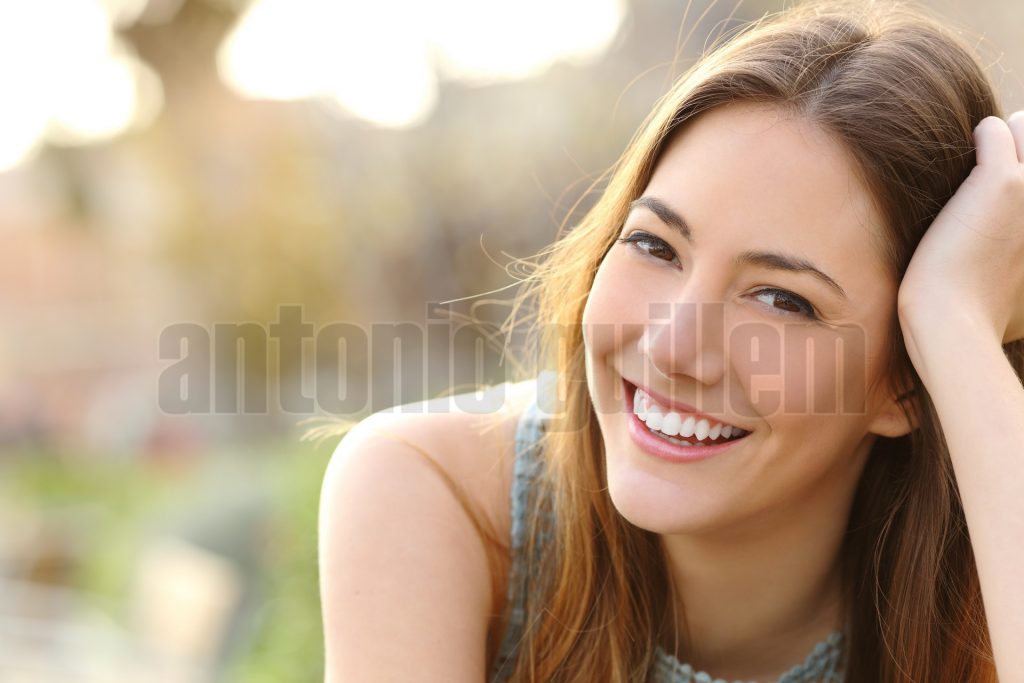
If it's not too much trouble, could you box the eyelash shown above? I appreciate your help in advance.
[614,231,820,321]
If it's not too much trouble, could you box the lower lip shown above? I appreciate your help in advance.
[622,379,748,463]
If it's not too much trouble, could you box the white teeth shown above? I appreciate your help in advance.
[660,412,681,436]
[631,384,747,443]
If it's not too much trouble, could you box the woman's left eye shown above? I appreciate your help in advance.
[615,231,679,264]
[753,288,818,320]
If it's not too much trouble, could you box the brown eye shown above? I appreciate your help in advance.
[752,288,818,320]
[615,232,679,264]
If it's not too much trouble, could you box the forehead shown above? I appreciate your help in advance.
[643,102,891,283]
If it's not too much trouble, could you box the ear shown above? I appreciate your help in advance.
[867,384,919,438]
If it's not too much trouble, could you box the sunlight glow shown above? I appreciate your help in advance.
[218,0,627,128]
[430,0,626,83]
[0,0,163,172]
[218,0,437,128]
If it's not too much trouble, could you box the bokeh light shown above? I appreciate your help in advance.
[0,0,162,171]
[218,0,627,128]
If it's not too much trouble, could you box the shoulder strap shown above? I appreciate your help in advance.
[489,393,549,682]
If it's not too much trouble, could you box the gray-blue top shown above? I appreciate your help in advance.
[488,384,846,683]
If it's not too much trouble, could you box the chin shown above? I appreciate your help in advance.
[604,461,738,536]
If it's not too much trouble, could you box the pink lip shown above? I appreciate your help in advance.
[621,378,749,464]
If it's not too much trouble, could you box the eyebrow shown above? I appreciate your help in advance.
[736,250,847,299]
[626,195,848,300]
[629,196,692,242]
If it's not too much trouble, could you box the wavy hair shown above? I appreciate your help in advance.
[487,1,1024,681]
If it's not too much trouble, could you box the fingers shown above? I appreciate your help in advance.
[973,115,1019,168]
[1007,110,1024,164]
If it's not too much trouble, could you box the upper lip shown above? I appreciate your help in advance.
[624,378,747,431]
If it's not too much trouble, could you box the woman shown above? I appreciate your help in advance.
[318,1,1024,681]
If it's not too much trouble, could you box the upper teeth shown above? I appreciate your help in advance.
[633,387,748,441]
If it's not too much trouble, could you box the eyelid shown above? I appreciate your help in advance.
[620,228,679,250]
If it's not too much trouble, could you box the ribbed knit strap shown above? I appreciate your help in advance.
[651,630,846,683]
[489,394,548,683]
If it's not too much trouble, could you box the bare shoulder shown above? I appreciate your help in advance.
[334,379,537,528]
[318,379,536,682]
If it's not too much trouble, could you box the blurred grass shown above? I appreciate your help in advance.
[0,439,336,683]
[227,441,332,683]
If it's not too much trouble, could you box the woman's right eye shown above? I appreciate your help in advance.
[615,231,679,264]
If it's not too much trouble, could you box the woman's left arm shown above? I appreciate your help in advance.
[898,113,1024,681]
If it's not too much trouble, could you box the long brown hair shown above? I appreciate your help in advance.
[490,1,1023,680]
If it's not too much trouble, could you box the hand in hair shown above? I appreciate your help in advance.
[897,111,1024,350]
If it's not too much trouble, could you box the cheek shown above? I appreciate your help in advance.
[582,254,646,349]
[585,256,630,323]
[727,322,871,422]
[583,254,649,411]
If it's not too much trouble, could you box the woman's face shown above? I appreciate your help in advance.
[582,102,913,535]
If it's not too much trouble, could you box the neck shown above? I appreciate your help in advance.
[658,440,870,680]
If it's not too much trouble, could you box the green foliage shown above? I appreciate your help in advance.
[0,441,336,683]
[225,443,333,683]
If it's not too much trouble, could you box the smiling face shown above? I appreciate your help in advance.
[582,102,914,536]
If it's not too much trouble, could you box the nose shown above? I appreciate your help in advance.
[640,299,726,388]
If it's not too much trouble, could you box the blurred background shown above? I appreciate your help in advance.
[1,0,1021,680]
